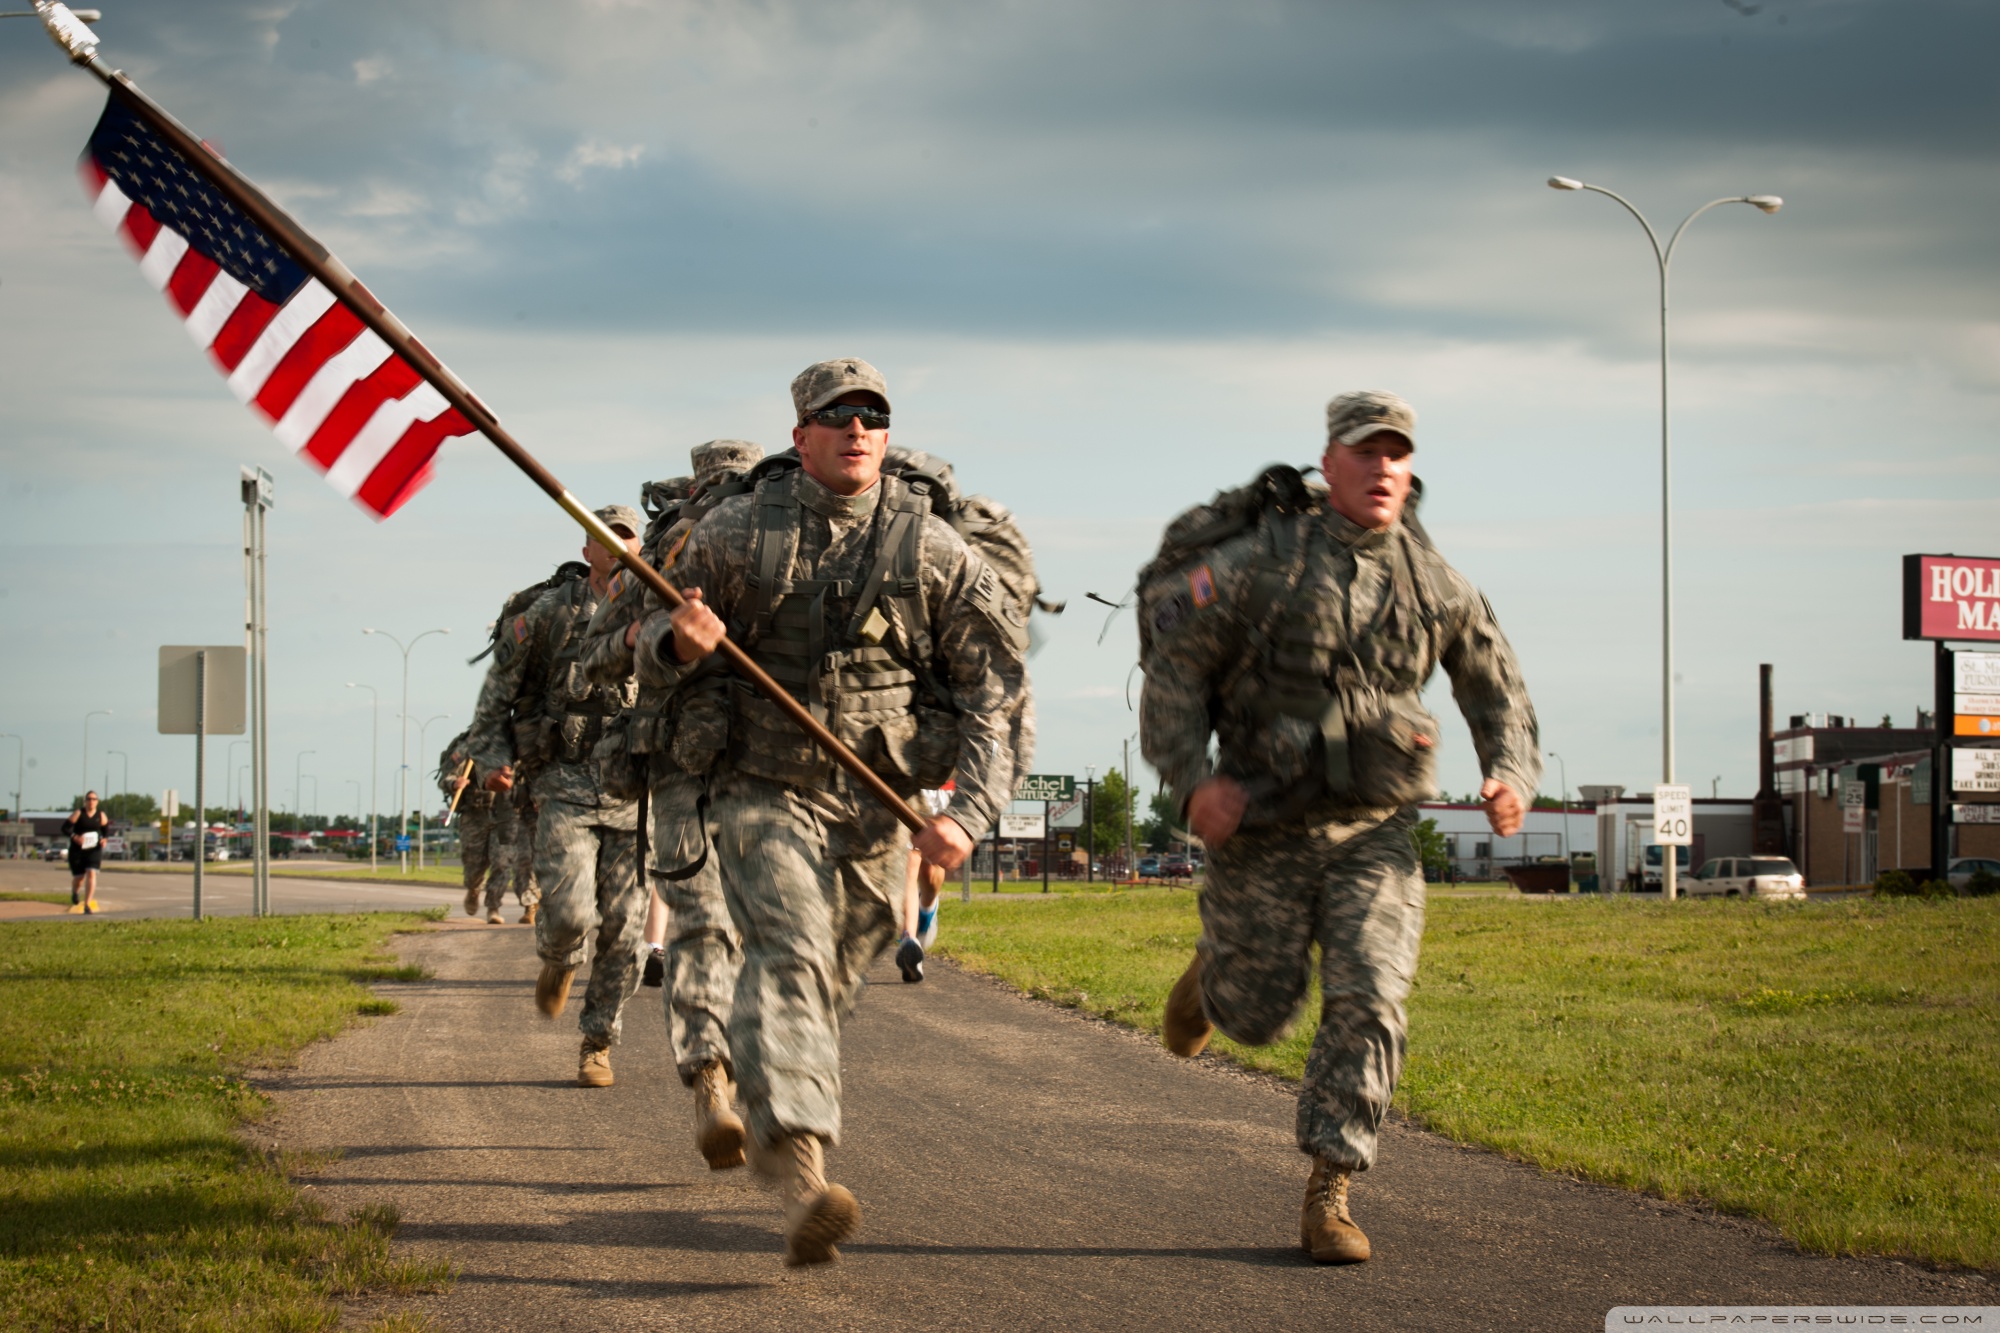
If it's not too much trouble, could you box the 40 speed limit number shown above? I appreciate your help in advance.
[1653,784,1693,845]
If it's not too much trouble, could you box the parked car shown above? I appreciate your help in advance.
[1688,856,1806,900]
[1137,856,1161,877]
[41,845,65,861]
[1947,857,2000,892]
[1161,856,1194,879]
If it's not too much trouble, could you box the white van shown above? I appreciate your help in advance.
[1688,856,1806,900]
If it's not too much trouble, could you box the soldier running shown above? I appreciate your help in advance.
[580,439,767,1173]
[465,505,645,1088]
[1139,389,1540,1264]
[439,728,533,924]
[628,358,1030,1265]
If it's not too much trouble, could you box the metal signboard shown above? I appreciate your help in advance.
[1903,554,2000,642]
[998,813,1045,839]
[162,788,179,819]
[1953,804,2000,825]
[1652,785,1692,845]
[1953,748,2000,794]
[1953,651,2000,736]
[1013,773,1074,803]
[158,646,247,735]
[0,821,31,839]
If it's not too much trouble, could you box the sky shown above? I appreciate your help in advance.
[2,0,1996,821]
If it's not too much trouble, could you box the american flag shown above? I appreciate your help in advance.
[79,93,475,519]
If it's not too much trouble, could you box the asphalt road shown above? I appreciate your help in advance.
[253,921,1989,1332]
[0,859,462,920]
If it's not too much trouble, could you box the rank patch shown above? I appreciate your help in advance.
[1188,564,1217,608]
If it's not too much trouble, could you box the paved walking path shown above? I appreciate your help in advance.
[0,860,461,920]
[261,923,1987,1332]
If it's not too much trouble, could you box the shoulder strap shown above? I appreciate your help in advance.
[743,469,804,647]
[844,475,928,647]
[1217,509,1316,702]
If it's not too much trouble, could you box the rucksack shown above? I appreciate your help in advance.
[740,447,1061,629]
[466,560,590,665]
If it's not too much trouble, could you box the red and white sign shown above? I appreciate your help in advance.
[1904,554,2000,642]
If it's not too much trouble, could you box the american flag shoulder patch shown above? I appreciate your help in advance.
[1188,564,1217,608]
[512,615,529,644]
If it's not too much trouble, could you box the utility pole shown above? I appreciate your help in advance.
[346,683,380,872]
[1084,765,1096,884]
[1123,733,1137,884]
[363,627,450,874]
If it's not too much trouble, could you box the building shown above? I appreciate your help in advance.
[1415,803,1595,882]
[1592,795,1754,892]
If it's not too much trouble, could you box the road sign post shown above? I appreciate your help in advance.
[161,645,245,920]
[1652,783,1691,901]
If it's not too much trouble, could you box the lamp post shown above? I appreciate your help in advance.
[105,750,128,812]
[82,709,111,802]
[1548,749,1572,862]
[1547,176,1781,901]
[345,682,381,872]
[416,713,450,870]
[293,750,315,836]
[1084,763,1096,884]
[1122,731,1138,883]
[363,627,450,874]
[2,734,22,830]
[227,740,247,813]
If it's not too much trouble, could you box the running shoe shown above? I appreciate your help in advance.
[642,948,665,988]
[895,936,925,984]
[917,903,938,949]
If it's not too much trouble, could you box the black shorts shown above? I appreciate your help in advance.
[68,846,103,875]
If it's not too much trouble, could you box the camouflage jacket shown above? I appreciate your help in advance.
[1140,505,1539,827]
[466,577,637,811]
[631,469,1031,841]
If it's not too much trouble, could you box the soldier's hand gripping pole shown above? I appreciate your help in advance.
[442,759,475,828]
[35,9,929,836]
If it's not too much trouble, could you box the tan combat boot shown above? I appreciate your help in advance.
[462,886,480,917]
[1162,953,1213,1057]
[534,963,577,1018]
[519,902,538,926]
[1300,1156,1371,1264]
[779,1134,859,1267]
[486,908,504,925]
[692,1062,747,1170]
[578,1039,614,1088]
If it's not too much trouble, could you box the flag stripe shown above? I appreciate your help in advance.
[303,355,423,469]
[120,203,160,256]
[208,290,282,374]
[253,301,366,422]
[91,177,130,229]
[225,279,336,403]
[323,382,451,497]
[272,329,393,451]
[355,408,468,517]
[137,226,189,291]
[165,248,222,317]
[183,268,249,347]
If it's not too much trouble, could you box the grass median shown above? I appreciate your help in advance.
[0,912,452,1331]
[933,889,2000,1270]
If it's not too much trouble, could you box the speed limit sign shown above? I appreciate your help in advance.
[1653,784,1693,845]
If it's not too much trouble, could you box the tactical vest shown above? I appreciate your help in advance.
[727,469,951,790]
[1216,513,1449,817]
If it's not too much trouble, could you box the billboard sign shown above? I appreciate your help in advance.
[1953,804,2000,825]
[1013,774,1074,802]
[1952,748,2000,794]
[1903,554,2000,642]
[1652,785,1692,845]
[1953,651,2000,736]
[998,813,1045,839]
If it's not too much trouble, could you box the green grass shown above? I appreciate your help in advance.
[934,889,2000,1270]
[0,891,74,906]
[0,914,453,1330]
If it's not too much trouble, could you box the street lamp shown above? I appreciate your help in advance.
[1547,749,1572,861]
[1085,763,1096,884]
[2,734,22,827]
[227,740,248,813]
[345,682,381,872]
[1122,731,1138,883]
[293,750,315,832]
[105,750,128,808]
[416,713,450,870]
[363,627,450,873]
[1547,176,1781,900]
[82,709,111,802]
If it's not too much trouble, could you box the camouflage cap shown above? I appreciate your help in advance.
[790,357,890,420]
[1325,389,1416,447]
[690,439,764,487]
[593,503,643,537]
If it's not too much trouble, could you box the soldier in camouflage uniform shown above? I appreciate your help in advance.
[579,439,766,1173]
[633,358,1030,1266]
[437,730,501,922]
[1140,390,1539,1265]
[466,505,645,1088]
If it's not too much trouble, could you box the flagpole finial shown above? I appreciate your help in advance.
[35,1,99,62]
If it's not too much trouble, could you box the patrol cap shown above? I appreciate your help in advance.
[1325,389,1416,447]
[690,439,764,487]
[593,503,642,538]
[791,358,890,420]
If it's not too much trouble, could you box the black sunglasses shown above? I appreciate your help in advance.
[805,404,890,430]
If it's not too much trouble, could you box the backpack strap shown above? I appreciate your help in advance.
[845,475,929,649]
[742,470,804,647]
[1216,507,1314,704]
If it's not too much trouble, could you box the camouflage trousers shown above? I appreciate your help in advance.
[532,794,643,1048]
[708,773,905,1148]
[652,810,740,1085]
[1195,805,1424,1172]
[464,790,535,914]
